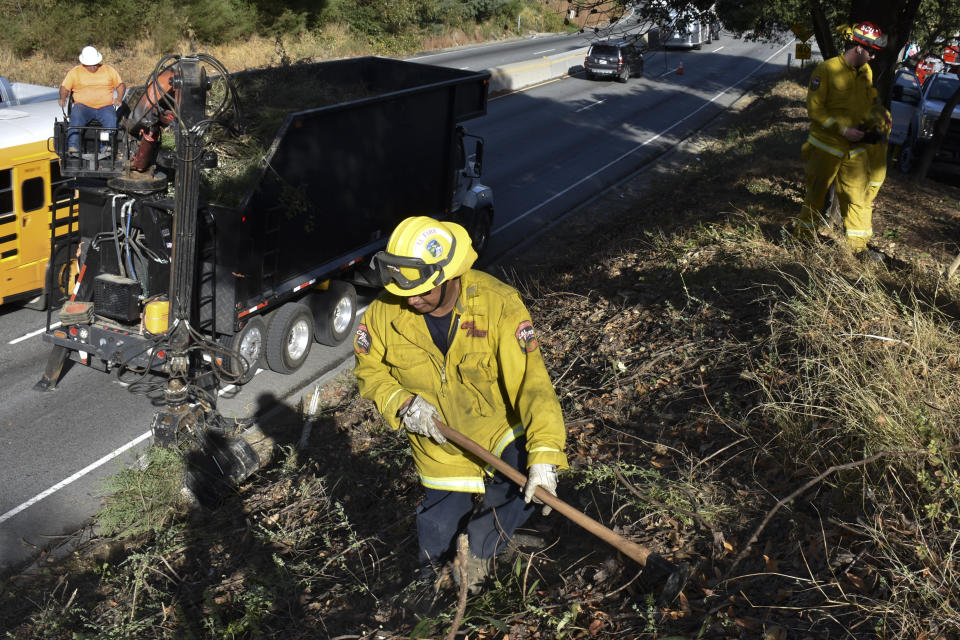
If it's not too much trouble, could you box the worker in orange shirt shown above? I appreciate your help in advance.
[59,46,126,157]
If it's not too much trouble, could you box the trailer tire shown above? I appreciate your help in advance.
[265,302,314,374]
[220,316,267,384]
[311,281,357,347]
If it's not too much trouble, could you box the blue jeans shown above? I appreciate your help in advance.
[67,103,117,151]
[416,438,535,576]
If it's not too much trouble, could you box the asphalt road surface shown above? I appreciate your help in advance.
[0,32,794,571]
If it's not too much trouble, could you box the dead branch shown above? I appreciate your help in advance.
[445,534,470,640]
[726,451,892,577]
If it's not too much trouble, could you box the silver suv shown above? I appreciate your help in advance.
[584,40,646,83]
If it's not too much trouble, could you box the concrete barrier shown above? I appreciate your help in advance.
[487,47,588,95]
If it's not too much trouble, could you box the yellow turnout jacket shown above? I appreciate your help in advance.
[354,269,568,493]
[806,54,876,157]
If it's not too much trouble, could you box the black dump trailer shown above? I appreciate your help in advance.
[43,56,493,384]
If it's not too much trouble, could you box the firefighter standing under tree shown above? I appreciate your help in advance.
[354,216,568,594]
[796,22,888,257]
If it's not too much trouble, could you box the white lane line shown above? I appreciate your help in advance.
[9,322,60,345]
[713,46,725,52]
[576,99,607,112]
[494,41,792,235]
[0,430,152,526]
[407,52,444,60]
[217,367,265,395]
[533,48,556,55]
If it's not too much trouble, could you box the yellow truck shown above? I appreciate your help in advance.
[0,78,77,308]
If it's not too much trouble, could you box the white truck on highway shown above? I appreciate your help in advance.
[891,70,960,174]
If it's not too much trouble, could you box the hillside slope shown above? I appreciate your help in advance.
[3,70,960,640]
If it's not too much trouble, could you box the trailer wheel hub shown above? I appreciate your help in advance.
[287,319,311,361]
[332,296,354,335]
[239,328,263,368]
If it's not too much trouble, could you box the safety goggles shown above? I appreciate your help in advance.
[371,236,456,292]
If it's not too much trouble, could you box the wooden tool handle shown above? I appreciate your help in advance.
[435,419,657,568]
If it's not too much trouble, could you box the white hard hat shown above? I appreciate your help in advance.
[78,46,103,65]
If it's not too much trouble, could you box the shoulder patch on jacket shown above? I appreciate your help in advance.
[515,320,539,353]
[810,76,821,91]
[354,324,371,354]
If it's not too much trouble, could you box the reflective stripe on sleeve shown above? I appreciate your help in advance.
[529,446,560,454]
[385,388,405,411]
[491,425,525,458]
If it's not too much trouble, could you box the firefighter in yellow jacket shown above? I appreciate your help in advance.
[354,216,568,592]
[797,22,887,254]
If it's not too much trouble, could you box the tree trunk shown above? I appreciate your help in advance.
[809,0,836,61]
[847,0,923,103]
[913,84,960,180]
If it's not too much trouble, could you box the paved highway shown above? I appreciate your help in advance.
[0,33,793,571]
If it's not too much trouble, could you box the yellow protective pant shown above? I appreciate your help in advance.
[866,141,887,206]
[798,142,872,252]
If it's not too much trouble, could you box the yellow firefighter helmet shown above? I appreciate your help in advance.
[373,216,477,296]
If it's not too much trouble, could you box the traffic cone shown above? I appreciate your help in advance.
[677,60,684,75]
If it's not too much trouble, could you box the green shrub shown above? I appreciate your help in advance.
[185,0,259,44]
[146,2,183,56]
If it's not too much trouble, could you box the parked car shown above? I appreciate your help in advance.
[584,40,646,82]
[892,71,960,174]
[889,67,921,148]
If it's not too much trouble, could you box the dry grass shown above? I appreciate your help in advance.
[748,243,960,637]
[2,30,365,88]
[2,21,527,89]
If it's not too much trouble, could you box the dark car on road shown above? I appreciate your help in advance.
[584,40,646,82]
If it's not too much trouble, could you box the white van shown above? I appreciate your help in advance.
[662,12,719,49]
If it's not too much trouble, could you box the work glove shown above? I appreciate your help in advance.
[523,464,558,516]
[399,395,447,445]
